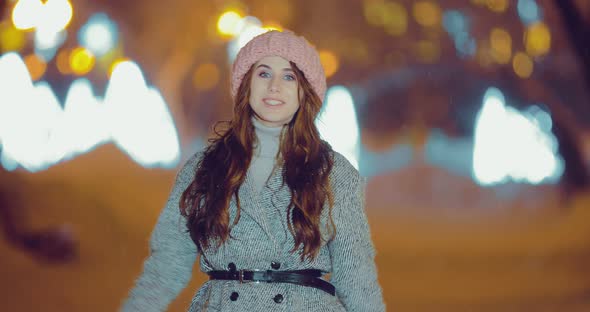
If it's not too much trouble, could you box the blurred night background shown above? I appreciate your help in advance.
[1,0,590,311]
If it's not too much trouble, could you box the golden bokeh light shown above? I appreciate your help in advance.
[193,63,220,91]
[69,47,95,75]
[364,1,408,36]
[364,0,387,27]
[476,40,494,67]
[513,51,534,78]
[319,50,340,78]
[524,22,551,57]
[217,11,243,37]
[414,40,440,63]
[383,2,408,36]
[56,48,72,74]
[486,0,509,12]
[490,27,512,64]
[23,54,47,81]
[413,1,442,28]
[0,22,26,52]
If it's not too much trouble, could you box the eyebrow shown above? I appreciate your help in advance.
[255,64,294,72]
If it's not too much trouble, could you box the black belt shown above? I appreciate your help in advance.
[207,269,335,296]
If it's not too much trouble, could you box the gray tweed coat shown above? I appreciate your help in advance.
[121,151,385,311]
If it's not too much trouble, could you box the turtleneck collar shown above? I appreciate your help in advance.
[252,117,283,158]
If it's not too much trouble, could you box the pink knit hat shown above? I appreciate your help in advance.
[230,30,327,102]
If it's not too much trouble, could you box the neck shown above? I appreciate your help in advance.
[252,117,282,157]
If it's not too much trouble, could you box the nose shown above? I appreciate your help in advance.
[268,77,280,92]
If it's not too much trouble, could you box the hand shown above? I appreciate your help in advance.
[20,225,78,264]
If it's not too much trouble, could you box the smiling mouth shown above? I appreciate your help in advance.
[263,99,285,106]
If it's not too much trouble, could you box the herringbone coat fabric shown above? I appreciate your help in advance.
[121,150,385,311]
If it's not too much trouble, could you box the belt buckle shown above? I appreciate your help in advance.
[238,270,247,283]
[239,269,266,284]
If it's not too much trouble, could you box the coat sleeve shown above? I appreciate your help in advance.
[120,153,200,312]
[328,157,386,312]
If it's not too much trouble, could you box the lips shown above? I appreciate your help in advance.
[263,98,285,106]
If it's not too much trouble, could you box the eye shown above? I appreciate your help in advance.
[284,74,296,81]
[258,71,271,78]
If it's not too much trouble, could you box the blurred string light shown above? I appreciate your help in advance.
[0,53,180,171]
[319,50,339,78]
[412,1,441,28]
[0,52,61,171]
[489,27,512,64]
[108,57,130,77]
[517,0,541,25]
[512,51,534,78]
[192,63,220,91]
[0,21,26,52]
[472,87,562,185]
[105,61,180,167]
[524,21,551,57]
[78,13,119,57]
[54,78,109,156]
[316,86,360,169]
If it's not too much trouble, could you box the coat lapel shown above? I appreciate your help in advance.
[238,165,282,241]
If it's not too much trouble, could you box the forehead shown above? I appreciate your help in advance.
[254,55,292,69]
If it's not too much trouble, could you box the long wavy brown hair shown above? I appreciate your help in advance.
[180,61,335,261]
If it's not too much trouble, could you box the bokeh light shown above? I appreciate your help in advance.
[11,0,43,30]
[414,40,440,63]
[23,53,47,80]
[108,57,130,77]
[365,1,408,36]
[37,0,73,34]
[489,27,512,64]
[486,0,509,13]
[319,50,339,78]
[56,48,72,74]
[383,2,408,36]
[517,0,541,25]
[513,51,534,78]
[0,22,26,52]
[217,11,243,37]
[413,1,442,28]
[192,63,220,91]
[69,47,95,75]
[79,13,119,57]
[524,21,551,57]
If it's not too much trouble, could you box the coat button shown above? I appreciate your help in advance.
[228,262,236,272]
[271,261,281,270]
[273,294,284,303]
[230,291,239,301]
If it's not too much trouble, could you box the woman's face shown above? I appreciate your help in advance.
[249,56,301,128]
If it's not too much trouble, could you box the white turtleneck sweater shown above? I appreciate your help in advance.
[249,117,283,194]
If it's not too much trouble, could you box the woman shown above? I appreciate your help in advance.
[122,30,384,312]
